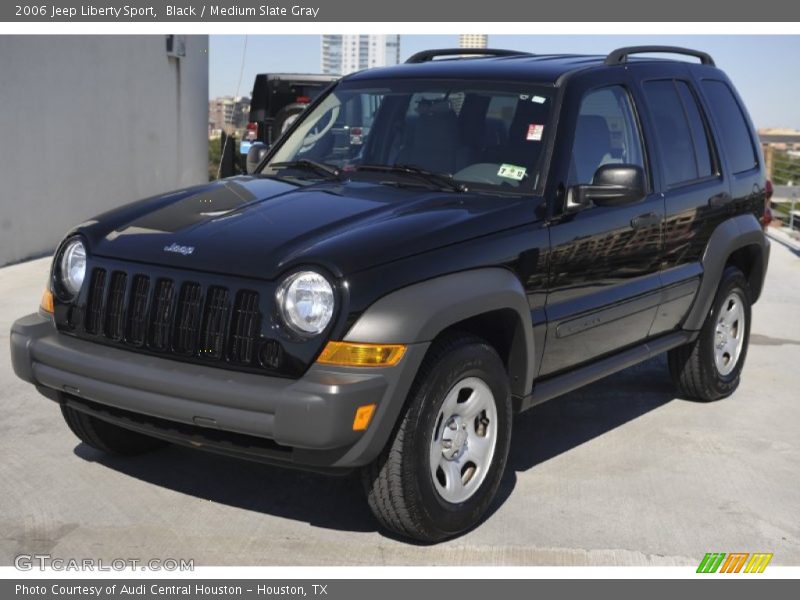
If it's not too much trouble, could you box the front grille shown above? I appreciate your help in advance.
[229,290,261,364]
[82,268,270,370]
[173,282,203,355]
[84,268,107,334]
[199,286,230,360]
[104,272,127,341]
[127,275,150,346]
[149,279,176,351]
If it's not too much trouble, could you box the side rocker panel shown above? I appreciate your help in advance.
[682,213,770,331]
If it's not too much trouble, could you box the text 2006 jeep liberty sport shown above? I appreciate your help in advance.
[11,47,770,541]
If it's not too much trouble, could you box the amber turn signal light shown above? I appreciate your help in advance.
[352,404,377,431]
[316,341,406,367]
[40,289,54,314]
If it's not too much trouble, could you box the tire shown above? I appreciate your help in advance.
[668,266,752,401]
[60,404,167,455]
[271,104,306,142]
[361,333,512,542]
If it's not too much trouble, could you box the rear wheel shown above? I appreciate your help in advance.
[60,404,167,455]
[668,266,752,401]
[361,333,512,542]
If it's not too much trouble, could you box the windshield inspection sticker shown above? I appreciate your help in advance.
[526,124,545,141]
[498,164,527,181]
[531,95,547,104]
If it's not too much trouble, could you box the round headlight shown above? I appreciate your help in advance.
[276,270,335,335]
[58,238,87,297]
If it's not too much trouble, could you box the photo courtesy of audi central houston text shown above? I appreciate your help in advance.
[2,33,799,564]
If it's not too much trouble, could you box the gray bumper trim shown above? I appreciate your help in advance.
[11,313,428,468]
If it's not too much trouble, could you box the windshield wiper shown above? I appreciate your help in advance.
[269,159,341,180]
[355,164,466,193]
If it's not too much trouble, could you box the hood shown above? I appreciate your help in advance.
[81,176,543,281]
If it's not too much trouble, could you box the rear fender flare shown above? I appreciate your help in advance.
[683,213,769,331]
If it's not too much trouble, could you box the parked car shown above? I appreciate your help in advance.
[240,73,337,170]
[12,47,770,542]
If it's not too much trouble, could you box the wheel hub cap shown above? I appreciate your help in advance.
[714,291,746,377]
[429,377,498,504]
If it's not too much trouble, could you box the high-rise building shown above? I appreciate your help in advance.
[459,34,489,49]
[321,35,401,75]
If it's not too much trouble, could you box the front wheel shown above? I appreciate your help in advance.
[668,266,752,401]
[361,333,512,542]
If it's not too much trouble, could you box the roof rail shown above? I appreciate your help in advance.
[405,48,531,64]
[605,46,715,67]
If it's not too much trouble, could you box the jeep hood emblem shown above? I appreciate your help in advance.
[163,242,195,256]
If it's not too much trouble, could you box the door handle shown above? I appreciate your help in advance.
[630,212,661,229]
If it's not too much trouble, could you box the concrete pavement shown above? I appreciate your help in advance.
[1,243,798,566]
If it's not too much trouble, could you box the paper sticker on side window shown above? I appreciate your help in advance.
[526,124,544,141]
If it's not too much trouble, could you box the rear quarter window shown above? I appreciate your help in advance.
[701,80,758,174]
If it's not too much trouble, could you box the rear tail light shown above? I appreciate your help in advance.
[245,122,258,141]
[296,96,311,104]
[762,180,774,229]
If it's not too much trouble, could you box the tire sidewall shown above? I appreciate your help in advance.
[406,342,512,538]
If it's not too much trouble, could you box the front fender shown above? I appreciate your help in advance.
[345,268,535,396]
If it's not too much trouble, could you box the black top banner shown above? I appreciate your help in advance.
[3,0,800,21]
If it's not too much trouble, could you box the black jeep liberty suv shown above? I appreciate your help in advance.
[11,47,770,542]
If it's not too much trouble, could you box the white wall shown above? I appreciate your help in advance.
[0,35,209,266]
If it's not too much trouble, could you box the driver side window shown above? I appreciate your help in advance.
[570,86,644,185]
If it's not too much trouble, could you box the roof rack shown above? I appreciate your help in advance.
[605,46,715,67]
[405,48,531,64]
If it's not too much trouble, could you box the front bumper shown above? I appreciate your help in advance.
[11,313,427,470]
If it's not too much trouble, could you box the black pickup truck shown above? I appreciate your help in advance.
[11,47,770,542]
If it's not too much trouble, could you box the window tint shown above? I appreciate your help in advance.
[570,86,645,185]
[676,81,714,178]
[701,80,758,173]
[643,80,699,185]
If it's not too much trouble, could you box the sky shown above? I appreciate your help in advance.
[209,35,799,130]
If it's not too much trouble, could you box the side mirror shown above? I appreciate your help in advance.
[246,142,270,174]
[568,164,646,209]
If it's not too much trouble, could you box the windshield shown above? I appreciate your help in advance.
[261,79,554,193]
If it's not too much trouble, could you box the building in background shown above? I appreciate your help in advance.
[321,35,400,75]
[459,34,489,48]
[209,95,250,135]
[0,36,209,266]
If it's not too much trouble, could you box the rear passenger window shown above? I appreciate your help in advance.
[676,81,714,178]
[701,80,758,174]
[644,80,709,186]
